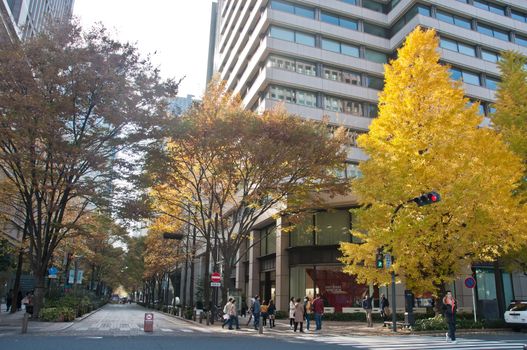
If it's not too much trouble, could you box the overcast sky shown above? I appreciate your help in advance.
[73,0,214,99]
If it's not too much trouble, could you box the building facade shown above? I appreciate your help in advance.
[204,0,527,318]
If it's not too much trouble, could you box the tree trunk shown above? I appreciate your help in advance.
[32,272,46,319]
[433,282,447,316]
[10,245,25,314]
[221,262,233,307]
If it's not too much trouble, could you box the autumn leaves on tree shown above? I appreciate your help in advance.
[340,27,526,296]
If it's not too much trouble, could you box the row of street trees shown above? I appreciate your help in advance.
[0,21,178,317]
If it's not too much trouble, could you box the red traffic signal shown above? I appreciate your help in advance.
[413,191,441,206]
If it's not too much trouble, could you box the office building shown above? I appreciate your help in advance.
[202,0,527,318]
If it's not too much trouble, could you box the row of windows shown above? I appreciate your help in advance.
[267,85,378,118]
[270,0,314,19]
[269,26,388,64]
[341,0,401,14]
[290,210,358,247]
[457,0,527,24]
[450,67,500,90]
[267,55,384,90]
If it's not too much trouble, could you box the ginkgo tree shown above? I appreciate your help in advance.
[340,27,526,300]
[492,51,527,273]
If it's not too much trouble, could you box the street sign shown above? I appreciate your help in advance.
[210,282,221,287]
[145,313,154,320]
[464,277,476,289]
[385,254,392,269]
[211,272,221,283]
[48,266,58,279]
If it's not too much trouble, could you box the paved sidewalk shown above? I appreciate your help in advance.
[0,303,74,334]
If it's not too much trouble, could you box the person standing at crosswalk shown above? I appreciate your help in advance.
[293,297,305,333]
[362,293,373,327]
[442,290,457,344]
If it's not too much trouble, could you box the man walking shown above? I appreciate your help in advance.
[222,298,233,329]
[252,295,261,330]
[312,293,324,331]
[228,299,240,330]
[443,291,457,344]
[362,293,373,327]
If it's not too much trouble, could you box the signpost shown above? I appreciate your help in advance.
[48,266,58,279]
[464,276,477,322]
[211,272,221,287]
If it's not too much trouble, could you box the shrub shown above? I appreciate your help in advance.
[39,307,76,322]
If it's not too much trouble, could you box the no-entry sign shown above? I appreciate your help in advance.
[211,272,221,283]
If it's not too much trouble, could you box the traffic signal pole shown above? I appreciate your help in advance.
[391,270,397,332]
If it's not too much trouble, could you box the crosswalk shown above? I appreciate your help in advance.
[293,335,527,350]
[69,323,211,334]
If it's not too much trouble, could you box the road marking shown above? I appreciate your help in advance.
[161,328,174,332]
[180,329,194,333]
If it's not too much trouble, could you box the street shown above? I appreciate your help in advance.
[1,304,526,349]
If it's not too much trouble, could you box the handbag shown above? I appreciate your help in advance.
[223,313,230,320]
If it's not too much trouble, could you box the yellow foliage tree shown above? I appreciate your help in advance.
[340,27,526,296]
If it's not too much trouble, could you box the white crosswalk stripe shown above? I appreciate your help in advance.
[294,335,526,350]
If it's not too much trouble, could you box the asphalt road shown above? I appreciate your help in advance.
[1,303,526,350]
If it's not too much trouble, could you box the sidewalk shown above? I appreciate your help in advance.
[163,311,514,337]
[0,303,74,334]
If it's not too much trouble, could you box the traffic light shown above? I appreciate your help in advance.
[413,191,441,206]
[376,253,384,269]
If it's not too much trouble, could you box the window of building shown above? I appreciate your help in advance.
[391,4,431,36]
[315,210,351,245]
[477,23,509,41]
[290,217,314,246]
[364,22,389,38]
[436,10,471,30]
[321,38,341,53]
[260,225,277,256]
[365,48,387,64]
[296,60,317,76]
[270,26,294,42]
[344,100,363,115]
[296,32,315,46]
[486,76,499,90]
[324,96,342,112]
[481,49,500,63]
[512,10,527,23]
[321,11,359,31]
[367,75,384,90]
[362,0,387,13]
[270,0,315,19]
[450,68,462,81]
[324,67,342,81]
[440,38,476,56]
[515,35,527,47]
[269,85,295,102]
[343,71,361,85]
[296,90,317,107]
[473,0,505,16]
[341,43,360,57]
[462,70,481,86]
[341,0,357,5]
[368,104,379,118]
[345,163,362,179]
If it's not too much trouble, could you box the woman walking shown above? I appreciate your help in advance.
[443,291,457,344]
[293,298,305,333]
[289,297,295,329]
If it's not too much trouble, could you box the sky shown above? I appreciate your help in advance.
[73,0,214,99]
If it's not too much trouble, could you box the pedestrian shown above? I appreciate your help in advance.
[222,298,233,329]
[241,299,247,318]
[442,290,457,344]
[294,297,305,333]
[380,293,390,326]
[312,293,324,331]
[253,295,261,330]
[362,293,373,327]
[246,297,254,326]
[16,290,22,311]
[289,297,295,329]
[304,296,312,331]
[5,289,12,312]
[228,299,240,330]
[22,292,33,316]
[268,300,276,328]
[260,300,269,326]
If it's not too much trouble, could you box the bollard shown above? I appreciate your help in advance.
[206,311,210,326]
[199,310,203,323]
[258,318,263,334]
[193,310,196,321]
[21,313,29,334]
[144,312,154,332]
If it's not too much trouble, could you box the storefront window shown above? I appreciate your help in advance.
[290,217,314,246]
[290,265,368,312]
[476,268,496,300]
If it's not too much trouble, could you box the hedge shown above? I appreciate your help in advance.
[39,307,76,322]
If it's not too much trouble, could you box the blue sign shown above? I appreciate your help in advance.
[48,266,58,279]
[464,277,476,289]
[385,254,392,269]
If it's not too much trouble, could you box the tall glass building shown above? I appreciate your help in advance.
[206,0,527,318]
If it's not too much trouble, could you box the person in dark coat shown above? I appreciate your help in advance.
[5,289,12,312]
[380,294,390,325]
[442,290,457,344]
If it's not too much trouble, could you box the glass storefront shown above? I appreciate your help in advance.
[290,265,368,312]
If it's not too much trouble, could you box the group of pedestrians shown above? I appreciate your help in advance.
[4,289,26,313]
[287,293,324,333]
